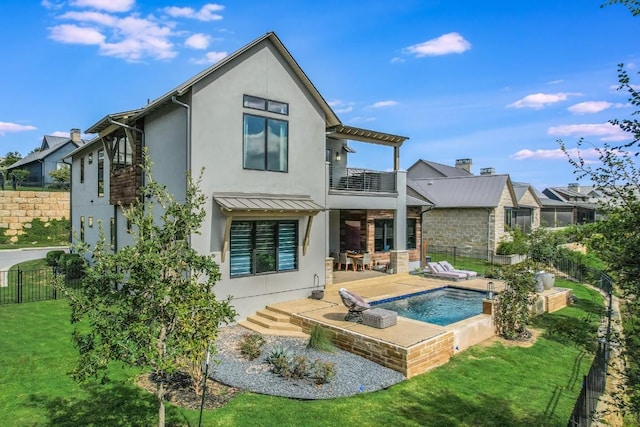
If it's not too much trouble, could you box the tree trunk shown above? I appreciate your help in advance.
[158,380,165,427]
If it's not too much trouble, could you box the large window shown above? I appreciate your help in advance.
[407,218,417,250]
[243,95,288,115]
[374,219,394,252]
[97,149,104,197]
[505,207,532,233]
[80,216,85,242]
[243,114,288,172]
[112,135,133,169]
[80,157,85,183]
[229,220,298,277]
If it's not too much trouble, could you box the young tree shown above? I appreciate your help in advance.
[1,151,21,168]
[64,157,237,427]
[493,262,537,340]
[10,169,30,187]
[49,167,70,188]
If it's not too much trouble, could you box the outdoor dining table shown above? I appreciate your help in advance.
[346,253,363,271]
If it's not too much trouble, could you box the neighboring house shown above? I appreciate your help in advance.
[542,183,600,224]
[407,159,541,255]
[7,129,83,187]
[68,32,411,321]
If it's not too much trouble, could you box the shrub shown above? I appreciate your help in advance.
[496,228,528,255]
[307,325,335,353]
[46,250,66,267]
[58,253,86,279]
[494,262,537,340]
[238,333,265,360]
[265,346,291,375]
[311,359,336,384]
[289,355,309,379]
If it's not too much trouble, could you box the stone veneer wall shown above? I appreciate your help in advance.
[424,207,494,255]
[390,250,409,274]
[291,315,454,378]
[325,257,334,286]
[0,191,70,240]
[546,289,574,313]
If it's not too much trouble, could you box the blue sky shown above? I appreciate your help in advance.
[0,0,638,191]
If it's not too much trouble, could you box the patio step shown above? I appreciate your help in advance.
[238,307,307,338]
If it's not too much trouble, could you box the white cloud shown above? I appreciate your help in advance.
[547,80,564,85]
[49,13,176,61]
[48,24,105,45]
[328,100,355,114]
[185,33,211,50]
[70,0,134,13]
[0,122,37,136]
[191,51,227,65]
[371,100,398,108]
[349,116,377,124]
[403,32,471,57]
[547,123,630,142]
[390,57,405,64]
[568,101,625,114]
[507,92,578,109]
[164,4,224,21]
[41,0,64,10]
[510,147,601,161]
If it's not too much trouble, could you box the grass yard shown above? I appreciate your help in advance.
[0,279,604,426]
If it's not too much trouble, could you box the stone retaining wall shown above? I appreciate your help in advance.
[0,191,70,240]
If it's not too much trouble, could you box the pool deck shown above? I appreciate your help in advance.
[264,273,509,377]
[260,273,572,378]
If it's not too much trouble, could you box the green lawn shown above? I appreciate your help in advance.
[0,279,604,426]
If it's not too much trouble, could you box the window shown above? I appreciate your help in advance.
[97,149,104,197]
[80,216,85,242]
[113,135,133,169]
[406,218,417,250]
[243,95,288,115]
[374,219,394,252]
[80,157,85,184]
[88,152,93,164]
[88,216,93,228]
[505,208,532,233]
[229,220,298,277]
[243,114,288,172]
[110,217,115,249]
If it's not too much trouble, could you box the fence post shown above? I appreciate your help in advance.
[17,268,22,303]
[453,246,457,265]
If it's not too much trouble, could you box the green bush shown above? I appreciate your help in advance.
[58,253,86,279]
[46,250,66,267]
[496,229,528,255]
[311,359,336,384]
[16,218,70,246]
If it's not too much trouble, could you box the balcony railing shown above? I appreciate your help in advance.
[329,166,396,193]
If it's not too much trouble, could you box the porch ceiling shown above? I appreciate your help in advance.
[327,125,408,147]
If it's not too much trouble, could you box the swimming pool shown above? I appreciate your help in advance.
[372,287,485,326]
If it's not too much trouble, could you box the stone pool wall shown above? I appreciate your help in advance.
[292,314,454,378]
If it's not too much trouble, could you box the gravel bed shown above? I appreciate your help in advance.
[209,325,406,400]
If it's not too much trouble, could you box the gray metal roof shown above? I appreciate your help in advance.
[407,159,472,178]
[408,174,513,208]
[213,193,324,213]
[8,137,82,169]
[406,194,433,207]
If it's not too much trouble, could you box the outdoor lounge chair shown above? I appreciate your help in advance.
[424,262,468,280]
[338,288,371,323]
[438,261,478,278]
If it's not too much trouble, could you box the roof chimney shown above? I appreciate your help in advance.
[568,182,580,193]
[455,158,472,173]
[480,167,495,175]
[70,128,82,144]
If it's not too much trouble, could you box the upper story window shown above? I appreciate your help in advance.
[243,95,288,115]
[243,114,288,172]
[97,149,104,197]
[80,157,85,184]
[88,153,93,164]
[113,135,133,170]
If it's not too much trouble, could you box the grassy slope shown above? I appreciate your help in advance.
[0,280,602,426]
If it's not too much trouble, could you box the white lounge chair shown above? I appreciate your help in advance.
[438,261,478,278]
[424,262,467,280]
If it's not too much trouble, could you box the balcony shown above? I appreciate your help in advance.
[329,165,397,193]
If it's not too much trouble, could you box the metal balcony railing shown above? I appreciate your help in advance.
[329,166,397,193]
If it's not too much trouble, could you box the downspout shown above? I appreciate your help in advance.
[107,119,144,252]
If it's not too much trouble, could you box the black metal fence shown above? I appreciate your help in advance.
[567,341,610,427]
[0,267,83,305]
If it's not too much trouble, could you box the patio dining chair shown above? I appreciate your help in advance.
[338,252,353,271]
[355,253,372,271]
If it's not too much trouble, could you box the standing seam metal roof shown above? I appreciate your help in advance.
[408,175,512,208]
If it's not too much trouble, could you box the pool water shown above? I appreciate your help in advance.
[372,287,485,326]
